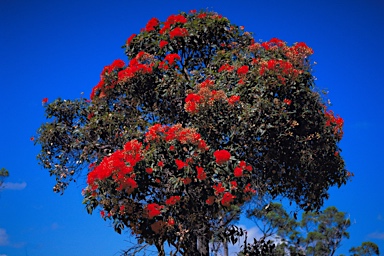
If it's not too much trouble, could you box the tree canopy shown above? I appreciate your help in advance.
[35,10,349,255]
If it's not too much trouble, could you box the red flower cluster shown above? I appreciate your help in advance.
[196,166,207,180]
[42,98,48,104]
[159,40,168,48]
[228,95,240,105]
[145,17,159,32]
[146,203,163,219]
[144,124,209,151]
[165,196,181,205]
[324,109,344,140]
[90,59,126,99]
[164,53,181,66]
[214,150,231,165]
[283,98,292,105]
[218,63,234,73]
[237,65,249,76]
[184,79,232,114]
[175,159,188,170]
[213,183,225,195]
[233,160,252,177]
[221,192,236,207]
[258,59,301,81]
[169,27,189,39]
[87,139,143,192]
[117,52,153,83]
[160,14,187,34]
[126,34,136,46]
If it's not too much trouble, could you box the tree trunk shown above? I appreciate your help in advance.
[197,235,209,256]
[223,239,229,256]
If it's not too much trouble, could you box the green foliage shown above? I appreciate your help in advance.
[35,10,350,255]
[0,167,9,188]
[247,203,380,256]
[350,241,380,256]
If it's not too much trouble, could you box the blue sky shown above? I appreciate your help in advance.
[1,0,383,255]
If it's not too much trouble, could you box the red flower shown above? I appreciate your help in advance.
[126,34,136,45]
[146,167,153,174]
[197,13,207,19]
[169,27,189,39]
[218,63,234,73]
[168,218,175,226]
[146,203,163,219]
[100,210,105,218]
[158,161,164,167]
[228,95,240,105]
[283,99,292,105]
[145,17,159,32]
[221,192,236,207]
[164,53,181,66]
[214,150,231,165]
[234,167,243,177]
[169,145,175,151]
[237,65,249,76]
[30,137,35,141]
[213,183,225,195]
[189,9,197,14]
[182,177,192,185]
[206,196,215,205]
[196,166,207,180]
[175,159,187,170]
[159,40,168,49]
[42,98,48,104]
[165,196,181,205]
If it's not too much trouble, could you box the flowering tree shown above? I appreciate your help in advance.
[35,10,349,255]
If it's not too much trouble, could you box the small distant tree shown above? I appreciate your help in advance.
[0,168,9,189]
[350,242,380,256]
[35,10,349,255]
[247,203,379,256]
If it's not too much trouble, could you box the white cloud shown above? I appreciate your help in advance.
[0,228,9,246]
[368,232,384,240]
[0,254,7,256]
[2,182,27,190]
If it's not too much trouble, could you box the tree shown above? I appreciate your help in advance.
[35,10,349,255]
[349,242,380,256]
[247,203,379,256]
[0,167,9,189]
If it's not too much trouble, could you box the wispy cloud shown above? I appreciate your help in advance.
[2,182,27,190]
[368,232,384,240]
[0,228,10,246]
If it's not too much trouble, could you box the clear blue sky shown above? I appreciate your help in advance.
[1,0,383,255]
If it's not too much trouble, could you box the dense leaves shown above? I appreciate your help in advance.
[35,10,349,255]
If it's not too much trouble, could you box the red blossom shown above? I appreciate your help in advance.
[221,192,236,207]
[213,183,225,195]
[228,95,240,105]
[283,99,292,105]
[126,34,136,45]
[237,65,249,76]
[42,98,48,104]
[164,53,181,66]
[197,13,207,19]
[182,177,192,185]
[206,196,215,205]
[146,167,153,174]
[159,40,168,48]
[196,166,207,180]
[169,27,189,39]
[218,63,234,73]
[189,9,197,14]
[145,17,159,32]
[234,167,243,177]
[168,218,175,226]
[146,203,163,219]
[214,150,231,165]
[175,159,187,170]
[158,161,164,167]
[165,196,181,205]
